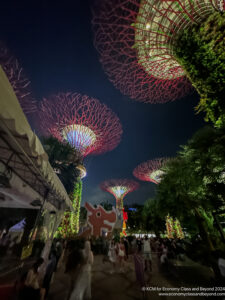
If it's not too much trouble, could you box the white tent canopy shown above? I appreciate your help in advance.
[0,66,72,211]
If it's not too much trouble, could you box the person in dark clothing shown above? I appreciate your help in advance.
[43,250,57,298]
[136,238,142,253]
[55,240,63,270]
[123,238,129,260]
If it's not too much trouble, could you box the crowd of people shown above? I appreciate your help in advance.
[16,238,94,300]
[15,236,152,299]
[103,236,186,273]
[17,240,63,300]
[3,235,205,300]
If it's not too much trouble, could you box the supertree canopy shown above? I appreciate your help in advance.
[133,158,169,184]
[100,179,139,210]
[0,42,36,114]
[133,0,224,80]
[92,0,223,103]
[38,92,122,158]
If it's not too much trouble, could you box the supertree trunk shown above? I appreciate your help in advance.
[39,209,63,278]
[116,196,124,210]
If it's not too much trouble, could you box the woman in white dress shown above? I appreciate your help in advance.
[108,240,116,273]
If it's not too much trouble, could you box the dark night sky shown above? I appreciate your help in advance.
[0,0,205,206]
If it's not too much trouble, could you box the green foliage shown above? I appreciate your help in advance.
[71,179,82,234]
[179,126,225,211]
[42,136,82,193]
[155,126,225,250]
[174,12,225,128]
[156,157,202,231]
[99,201,113,211]
[125,204,145,233]
[56,179,83,239]
[142,199,164,236]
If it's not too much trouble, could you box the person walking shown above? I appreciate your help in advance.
[131,237,137,253]
[42,250,57,298]
[65,248,85,300]
[136,238,142,253]
[123,238,129,260]
[143,236,152,272]
[108,240,117,273]
[55,240,63,270]
[117,238,125,272]
[68,240,94,300]
[160,243,168,265]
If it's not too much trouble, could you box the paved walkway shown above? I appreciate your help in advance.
[91,255,142,300]
[48,253,213,300]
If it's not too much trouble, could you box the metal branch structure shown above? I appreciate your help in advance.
[0,42,36,114]
[92,0,223,103]
[133,158,169,184]
[38,92,122,158]
[100,179,139,209]
[133,0,224,80]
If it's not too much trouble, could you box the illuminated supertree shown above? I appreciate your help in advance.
[133,158,169,184]
[166,215,175,239]
[165,216,184,239]
[38,92,122,235]
[174,218,184,239]
[39,92,122,158]
[0,42,36,114]
[100,179,139,210]
[93,0,223,103]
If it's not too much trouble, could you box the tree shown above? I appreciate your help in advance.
[156,157,205,240]
[174,12,225,128]
[154,126,225,277]
[179,126,225,213]
[142,198,165,236]
[42,136,82,193]
[99,201,113,211]
[125,204,144,234]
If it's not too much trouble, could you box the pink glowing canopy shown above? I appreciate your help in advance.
[133,158,170,184]
[100,179,139,200]
[0,42,36,114]
[38,92,122,157]
[93,0,223,103]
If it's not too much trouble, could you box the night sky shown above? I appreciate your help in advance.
[0,0,205,206]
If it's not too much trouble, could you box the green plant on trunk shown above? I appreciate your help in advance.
[174,12,225,128]
[71,179,82,234]
[56,179,83,238]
